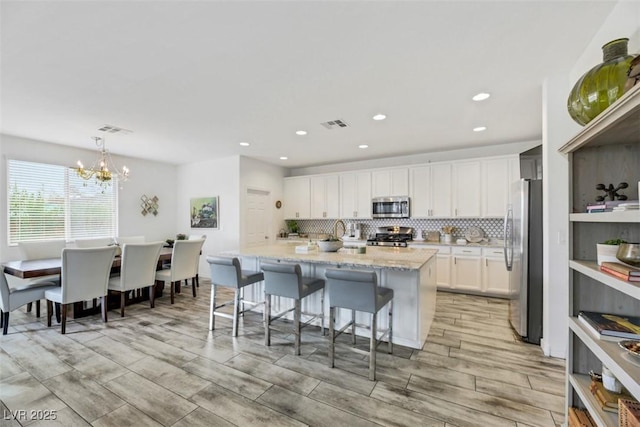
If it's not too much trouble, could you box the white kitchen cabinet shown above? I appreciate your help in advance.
[339,171,372,219]
[482,247,510,295]
[453,161,481,217]
[435,246,452,290]
[310,175,340,219]
[409,163,452,218]
[450,246,482,292]
[560,86,640,424]
[371,168,409,198]
[283,176,310,219]
[482,157,511,218]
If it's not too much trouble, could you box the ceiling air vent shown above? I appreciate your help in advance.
[98,125,133,135]
[320,119,349,130]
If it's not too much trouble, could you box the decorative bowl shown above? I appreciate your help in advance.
[618,340,640,359]
[317,240,343,252]
[616,243,640,267]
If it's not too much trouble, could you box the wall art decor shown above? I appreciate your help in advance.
[190,196,219,229]
[141,195,159,216]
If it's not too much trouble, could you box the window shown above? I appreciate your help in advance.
[8,159,118,244]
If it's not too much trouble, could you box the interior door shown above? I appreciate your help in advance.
[246,188,270,247]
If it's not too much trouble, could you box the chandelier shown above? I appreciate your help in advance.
[73,136,130,189]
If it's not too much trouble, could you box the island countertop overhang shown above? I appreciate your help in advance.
[222,244,437,271]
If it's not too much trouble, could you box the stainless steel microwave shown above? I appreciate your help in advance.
[372,196,410,218]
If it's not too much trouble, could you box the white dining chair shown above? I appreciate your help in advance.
[155,239,204,304]
[18,239,66,316]
[45,246,117,334]
[186,234,206,288]
[108,242,163,317]
[74,237,115,248]
[0,271,58,335]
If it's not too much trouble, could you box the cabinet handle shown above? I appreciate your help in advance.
[455,208,458,216]
[323,212,326,218]
[354,211,357,217]
[462,250,471,253]
[486,259,488,267]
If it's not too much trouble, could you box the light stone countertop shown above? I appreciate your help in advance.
[222,243,437,271]
[409,240,504,248]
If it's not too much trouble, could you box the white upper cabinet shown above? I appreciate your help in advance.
[283,177,310,219]
[482,157,514,217]
[453,161,481,217]
[371,168,409,197]
[340,171,372,219]
[409,164,452,218]
[310,175,340,219]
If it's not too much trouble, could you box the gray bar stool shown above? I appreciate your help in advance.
[325,268,393,381]
[261,262,325,355]
[206,256,264,336]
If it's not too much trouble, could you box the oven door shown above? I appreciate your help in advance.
[372,197,410,218]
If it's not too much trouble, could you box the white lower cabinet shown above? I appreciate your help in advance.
[434,246,451,289]
[451,246,482,292]
[481,248,509,296]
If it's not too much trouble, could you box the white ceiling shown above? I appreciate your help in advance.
[0,1,617,168]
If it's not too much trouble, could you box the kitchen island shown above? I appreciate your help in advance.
[222,244,437,349]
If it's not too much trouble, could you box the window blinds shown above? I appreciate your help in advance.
[7,159,118,244]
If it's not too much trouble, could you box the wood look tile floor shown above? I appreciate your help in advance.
[0,281,565,427]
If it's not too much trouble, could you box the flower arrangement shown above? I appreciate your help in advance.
[442,225,455,234]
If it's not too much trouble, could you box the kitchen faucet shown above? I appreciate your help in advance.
[333,219,346,239]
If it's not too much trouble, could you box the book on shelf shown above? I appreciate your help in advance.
[568,407,596,427]
[578,311,640,341]
[600,265,640,282]
[601,261,640,276]
[585,200,637,212]
[589,381,626,414]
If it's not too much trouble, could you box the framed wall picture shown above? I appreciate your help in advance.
[190,196,219,229]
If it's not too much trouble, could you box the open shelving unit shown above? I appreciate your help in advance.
[560,84,640,426]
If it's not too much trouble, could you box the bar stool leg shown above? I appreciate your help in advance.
[320,288,325,336]
[370,312,377,381]
[329,306,335,368]
[351,309,356,345]
[294,299,301,356]
[232,289,240,337]
[388,300,393,354]
[209,284,216,330]
[265,293,271,346]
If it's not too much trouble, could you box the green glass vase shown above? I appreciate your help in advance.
[567,38,636,126]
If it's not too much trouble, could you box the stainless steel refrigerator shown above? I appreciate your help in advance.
[504,178,543,344]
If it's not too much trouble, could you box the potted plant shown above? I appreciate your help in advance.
[597,238,627,265]
[286,220,299,235]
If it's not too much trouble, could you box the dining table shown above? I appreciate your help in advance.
[2,247,174,318]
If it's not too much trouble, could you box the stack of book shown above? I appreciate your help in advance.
[578,311,640,341]
[585,200,638,213]
[612,202,639,212]
[568,407,596,426]
[600,262,640,282]
[589,380,633,414]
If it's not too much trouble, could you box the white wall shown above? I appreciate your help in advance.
[0,133,178,263]
[176,155,241,277]
[541,0,640,358]
[289,139,540,176]
[239,156,286,248]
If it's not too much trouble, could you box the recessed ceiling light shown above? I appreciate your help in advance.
[239,142,250,146]
[280,156,288,160]
[358,144,369,149]
[372,114,386,121]
[472,92,491,101]
[473,126,487,132]
[295,130,307,136]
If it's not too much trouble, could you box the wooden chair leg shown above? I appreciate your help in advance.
[36,300,41,318]
[209,284,216,331]
[55,303,61,323]
[61,304,67,334]
[120,292,126,317]
[2,311,9,335]
[192,279,197,298]
[232,289,240,337]
[195,274,199,288]
[47,301,53,327]
[170,282,175,304]
[26,302,33,313]
[264,293,271,346]
[101,296,108,323]
[0,309,3,328]
[329,307,335,368]
[294,299,301,356]
[369,312,377,381]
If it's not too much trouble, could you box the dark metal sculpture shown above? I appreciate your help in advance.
[595,182,628,202]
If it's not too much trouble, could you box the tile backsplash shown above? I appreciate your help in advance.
[291,218,504,240]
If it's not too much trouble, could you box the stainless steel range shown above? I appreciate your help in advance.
[366,226,414,247]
